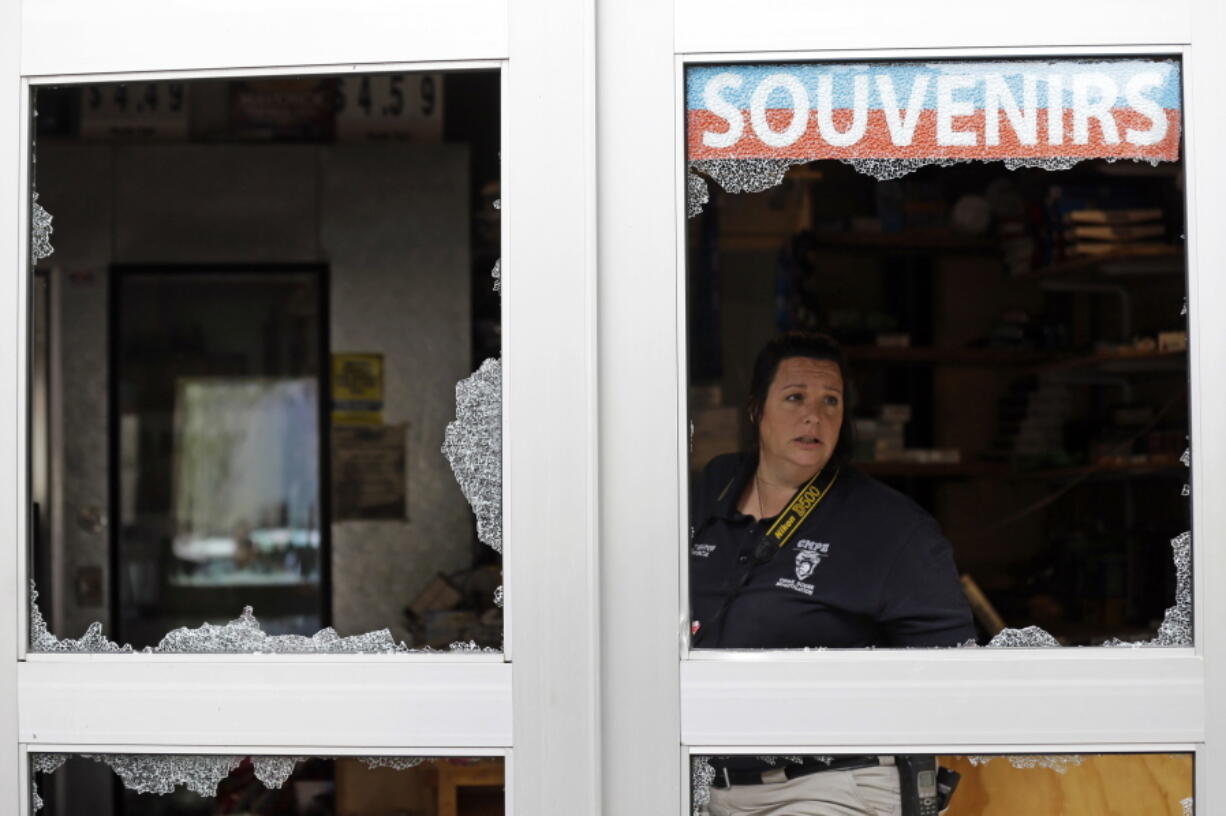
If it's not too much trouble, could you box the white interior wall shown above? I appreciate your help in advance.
[35,141,473,645]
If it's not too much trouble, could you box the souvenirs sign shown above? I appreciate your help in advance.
[687,60,1180,163]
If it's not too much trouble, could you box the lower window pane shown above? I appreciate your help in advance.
[692,752,1192,815]
[33,753,505,816]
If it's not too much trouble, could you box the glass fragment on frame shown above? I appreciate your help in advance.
[30,192,54,261]
[29,583,489,654]
[442,357,504,555]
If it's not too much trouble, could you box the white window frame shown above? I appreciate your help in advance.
[2,0,602,813]
[5,1,1226,815]
[596,1,1226,814]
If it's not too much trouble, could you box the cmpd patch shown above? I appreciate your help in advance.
[687,59,1180,164]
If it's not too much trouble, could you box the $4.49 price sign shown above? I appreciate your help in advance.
[80,82,189,140]
[335,74,443,142]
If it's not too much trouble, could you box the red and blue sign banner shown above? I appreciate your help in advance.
[687,60,1180,163]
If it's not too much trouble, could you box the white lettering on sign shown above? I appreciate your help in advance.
[702,72,744,149]
[750,73,809,148]
[691,61,1178,159]
[936,74,978,146]
[875,74,928,147]
[1073,72,1120,145]
[1124,71,1168,145]
[1046,73,1064,145]
[984,73,1038,146]
[816,74,869,147]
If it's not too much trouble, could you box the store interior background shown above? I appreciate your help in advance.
[31,72,505,816]
[688,155,1190,645]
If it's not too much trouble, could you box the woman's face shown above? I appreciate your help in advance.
[756,356,844,477]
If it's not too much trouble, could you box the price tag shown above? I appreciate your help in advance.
[335,74,443,142]
[80,82,189,140]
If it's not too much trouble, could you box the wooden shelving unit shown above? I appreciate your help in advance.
[1020,245,1183,280]
[845,346,1060,366]
[856,461,1008,479]
[856,458,1184,481]
[809,230,998,252]
[844,346,1186,374]
[1031,348,1186,374]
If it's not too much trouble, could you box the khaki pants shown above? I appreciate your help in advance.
[706,765,901,816]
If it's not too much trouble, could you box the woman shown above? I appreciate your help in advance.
[690,332,973,816]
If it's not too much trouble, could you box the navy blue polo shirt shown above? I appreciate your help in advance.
[690,453,975,649]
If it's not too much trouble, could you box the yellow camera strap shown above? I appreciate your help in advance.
[760,464,840,553]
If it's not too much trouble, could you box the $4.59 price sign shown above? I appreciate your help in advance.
[80,82,189,140]
[335,74,443,142]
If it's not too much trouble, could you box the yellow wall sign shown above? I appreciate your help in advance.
[332,353,384,424]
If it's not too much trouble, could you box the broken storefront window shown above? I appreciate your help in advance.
[685,59,1190,647]
[28,72,504,653]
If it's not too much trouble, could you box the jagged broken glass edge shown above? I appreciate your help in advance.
[441,357,503,555]
[31,366,506,655]
[31,191,54,263]
[986,531,1191,649]
[31,753,433,812]
[28,582,492,654]
[965,754,1085,773]
[691,755,834,815]
[691,756,716,816]
[687,168,710,219]
[686,155,1175,217]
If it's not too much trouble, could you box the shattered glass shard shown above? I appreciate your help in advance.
[492,258,502,293]
[90,754,244,797]
[841,157,968,181]
[1103,532,1192,648]
[965,755,1085,773]
[359,756,427,771]
[1002,157,1083,172]
[986,625,1061,648]
[249,756,306,788]
[687,168,710,219]
[692,158,809,195]
[31,192,54,262]
[154,606,409,654]
[32,754,442,813]
[985,531,1191,649]
[29,584,130,654]
[32,754,68,776]
[691,756,716,816]
[30,584,415,654]
[442,357,503,554]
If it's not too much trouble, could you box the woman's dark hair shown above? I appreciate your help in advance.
[746,332,855,465]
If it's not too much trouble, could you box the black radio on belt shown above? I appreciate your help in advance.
[896,755,960,816]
